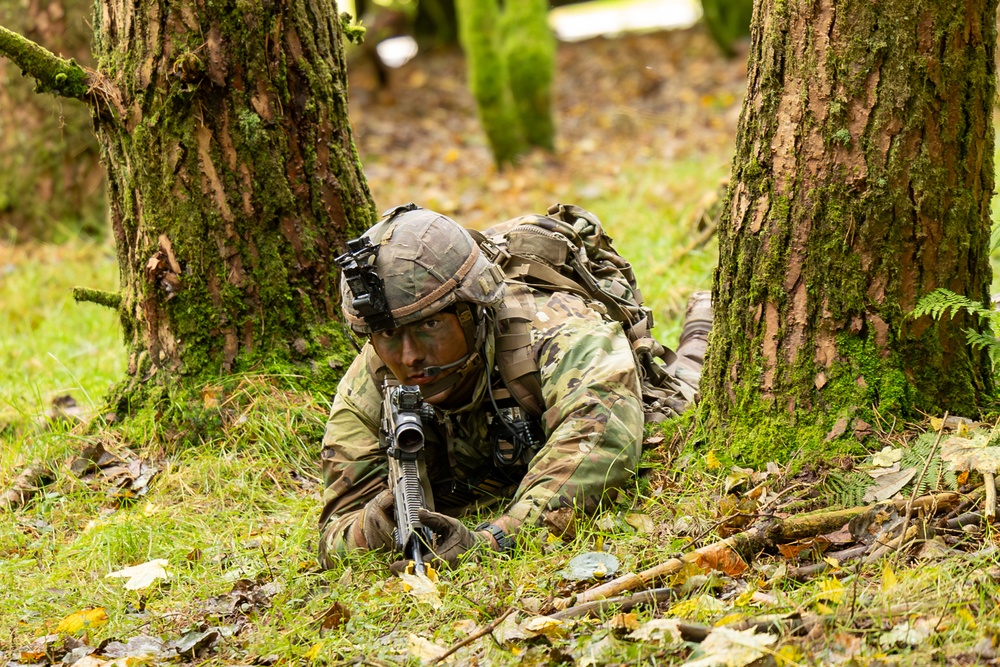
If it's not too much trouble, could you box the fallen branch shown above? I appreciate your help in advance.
[558,492,960,610]
[550,587,675,620]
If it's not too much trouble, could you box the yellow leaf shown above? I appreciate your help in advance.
[407,634,448,664]
[56,608,108,634]
[304,641,325,661]
[956,606,977,627]
[714,612,746,627]
[775,645,805,666]
[816,577,845,604]
[881,563,898,593]
[521,615,566,639]
[814,602,834,615]
[734,587,757,606]
[930,417,944,432]
[444,148,460,163]
[823,556,840,570]
[705,450,721,470]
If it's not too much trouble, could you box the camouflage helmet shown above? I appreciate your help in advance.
[340,204,506,335]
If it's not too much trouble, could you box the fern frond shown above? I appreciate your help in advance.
[965,329,1000,353]
[913,288,992,321]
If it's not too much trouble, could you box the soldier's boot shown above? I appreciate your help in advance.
[673,291,713,392]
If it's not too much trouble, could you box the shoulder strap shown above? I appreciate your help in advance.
[493,283,545,419]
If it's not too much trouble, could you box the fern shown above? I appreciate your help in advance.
[823,469,870,507]
[823,431,958,508]
[913,288,1000,367]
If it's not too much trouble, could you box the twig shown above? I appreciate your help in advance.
[432,608,514,664]
[72,287,122,310]
[558,492,960,610]
[894,413,948,560]
[984,472,996,523]
[550,587,675,620]
[786,544,870,581]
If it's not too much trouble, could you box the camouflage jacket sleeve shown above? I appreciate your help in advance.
[502,291,645,527]
[318,345,388,566]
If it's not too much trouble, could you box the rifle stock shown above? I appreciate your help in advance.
[381,383,435,575]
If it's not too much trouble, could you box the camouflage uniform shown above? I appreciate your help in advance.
[318,204,710,568]
[319,284,645,567]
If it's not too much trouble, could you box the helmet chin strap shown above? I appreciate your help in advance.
[415,303,488,401]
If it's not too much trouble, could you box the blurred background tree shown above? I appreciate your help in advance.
[700,0,753,57]
[0,0,105,241]
[456,0,555,166]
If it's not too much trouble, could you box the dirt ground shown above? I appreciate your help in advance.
[345,25,749,229]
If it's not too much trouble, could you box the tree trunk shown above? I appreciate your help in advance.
[0,0,104,240]
[456,0,524,167]
[704,0,996,463]
[79,0,375,414]
[501,0,555,152]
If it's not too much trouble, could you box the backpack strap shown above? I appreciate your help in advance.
[493,283,545,419]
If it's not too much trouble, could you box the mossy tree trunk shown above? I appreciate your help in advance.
[456,0,524,167]
[0,0,105,240]
[501,0,555,151]
[703,0,996,464]
[1,0,376,418]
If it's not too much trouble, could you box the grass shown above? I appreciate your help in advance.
[4,205,1000,666]
[5,53,1000,667]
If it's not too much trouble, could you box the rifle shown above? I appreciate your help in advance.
[381,383,435,575]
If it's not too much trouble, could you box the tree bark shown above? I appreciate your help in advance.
[1,0,377,422]
[704,0,997,463]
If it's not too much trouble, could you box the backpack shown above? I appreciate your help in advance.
[472,203,688,423]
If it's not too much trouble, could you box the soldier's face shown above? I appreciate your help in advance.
[371,311,469,405]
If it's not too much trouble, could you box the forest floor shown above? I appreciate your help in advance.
[2,23,1000,667]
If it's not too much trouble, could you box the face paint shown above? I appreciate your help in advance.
[371,311,470,405]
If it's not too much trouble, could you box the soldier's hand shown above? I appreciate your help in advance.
[354,489,396,550]
[415,509,486,568]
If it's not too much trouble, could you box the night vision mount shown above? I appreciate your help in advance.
[335,236,396,334]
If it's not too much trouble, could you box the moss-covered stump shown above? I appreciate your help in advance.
[703,0,997,465]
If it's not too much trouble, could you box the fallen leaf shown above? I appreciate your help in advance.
[494,612,528,645]
[668,594,727,622]
[626,618,684,645]
[106,559,170,590]
[872,446,903,467]
[862,466,917,503]
[558,551,619,581]
[685,627,777,667]
[577,635,621,667]
[56,608,109,634]
[881,563,898,593]
[399,571,442,609]
[816,577,845,605]
[688,545,749,577]
[606,612,639,632]
[317,601,350,630]
[879,618,935,648]
[304,641,325,661]
[705,450,721,470]
[407,634,448,664]
[825,417,848,442]
[452,619,477,635]
[941,433,1000,474]
[624,513,655,533]
[521,615,568,639]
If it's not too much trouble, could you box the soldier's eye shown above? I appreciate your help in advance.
[421,318,441,330]
[376,328,399,339]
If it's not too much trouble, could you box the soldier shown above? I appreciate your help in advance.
[319,204,711,570]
